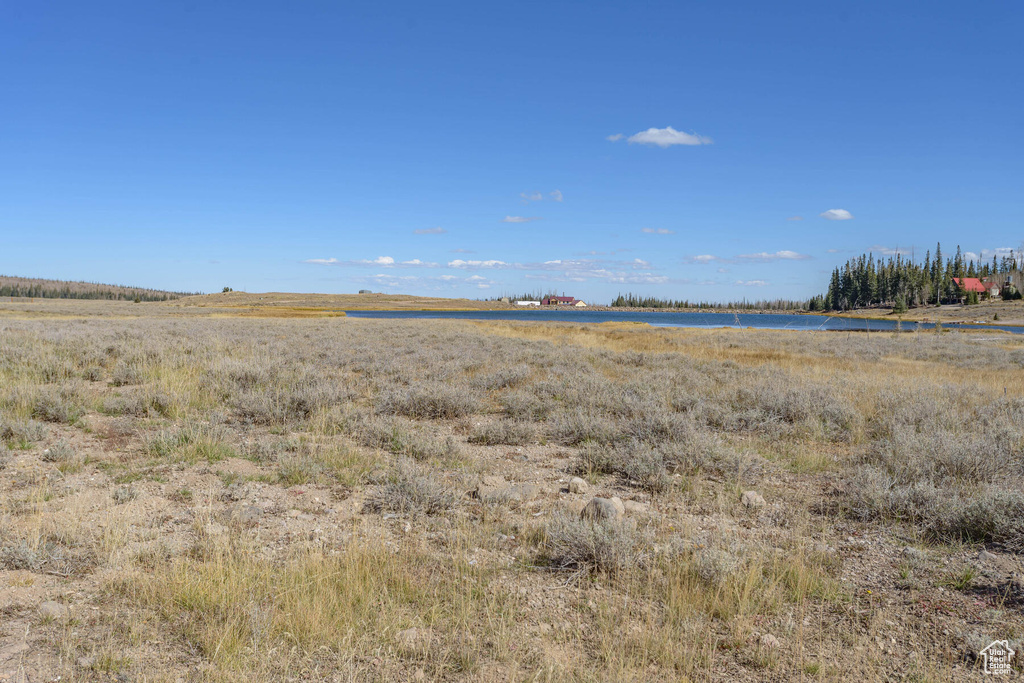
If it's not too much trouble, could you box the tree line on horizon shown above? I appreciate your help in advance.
[601,244,1024,312]
[813,244,1024,312]
[609,293,805,310]
[0,275,198,302]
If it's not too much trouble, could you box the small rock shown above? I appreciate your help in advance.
[77,655,96,669]
[978,550,997,563]
[568,477,589,494]
[580,496,625,521]
[759,633,781,649]
[741,491,766,509]
[473,476,540,503]
[287,509,301,518]
[623,500,650,515]
[38,601,66,621]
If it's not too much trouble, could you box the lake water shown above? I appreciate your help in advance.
[343,309,1024,334]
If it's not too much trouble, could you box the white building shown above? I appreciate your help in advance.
[516,300,541,306]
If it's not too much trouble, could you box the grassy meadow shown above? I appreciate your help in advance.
[0,302,1022,681]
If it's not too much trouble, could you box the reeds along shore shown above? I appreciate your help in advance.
[0,313,1022,680]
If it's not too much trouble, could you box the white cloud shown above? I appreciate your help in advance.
[737,250,811,262]
[502,216,541,223]
[820,209,854,220]
[641,227,675,235]
[414,227,446,235]
[462,275,493,289]
[519,190,562,204]
[736,280,768,287]
[787,216,804,221]
[525,272,669,285]
[448,259,508,269]
[433,274,497,289]
[303,255,439,268]
[445,255,670,285]
[608,126,712,148]
[525,258,669,284]
[690,254,718,263]
[717,267,729,273]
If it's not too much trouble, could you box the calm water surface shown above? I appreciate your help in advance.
[343,310,1024,334]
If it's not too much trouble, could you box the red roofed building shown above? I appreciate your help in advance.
[541,296,586,306]
[952,277,986,293]
[953,277,1002,300]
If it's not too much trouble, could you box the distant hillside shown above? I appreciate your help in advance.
[0,275,198,302]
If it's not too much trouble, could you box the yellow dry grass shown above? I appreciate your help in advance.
[172,290,513,311]
[834,298,1024,326]
[470,320,1024,397]
[216,306,348,319]
[116,532,524,679]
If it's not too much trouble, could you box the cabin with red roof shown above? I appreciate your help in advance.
[953,277,1001,300]
[952,277,986,293]
[541,296,586,306]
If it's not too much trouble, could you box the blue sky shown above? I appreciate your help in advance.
[4,1,1022,302]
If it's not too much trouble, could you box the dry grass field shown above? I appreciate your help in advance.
[0,301,1023,681]
[173,290,517,312]
[0,292,509,321]
[836,299,1024,327]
